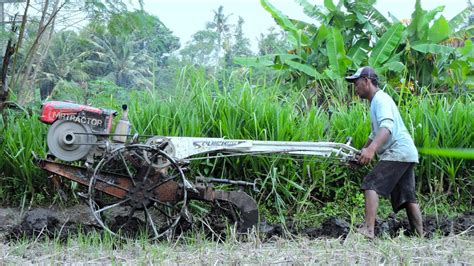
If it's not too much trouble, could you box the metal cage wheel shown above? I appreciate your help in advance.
[88,144,188,240]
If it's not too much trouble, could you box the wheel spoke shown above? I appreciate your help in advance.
[134,152,157,182]
[132,150,146,162]
[119,151,136,186]
[154,204,173,220]
[94,198,130,214]
[147,173,180,192]
[143,204,160,239]
[90,145,187,240]
[160,209,173,220]
[94,176,131,192]
[143,161,153,182]
[149,196,179,211]
[142,152,159,181]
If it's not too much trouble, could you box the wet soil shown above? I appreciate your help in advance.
[1,205,99,240]
[1,205,472,241]
[295,213,474,239]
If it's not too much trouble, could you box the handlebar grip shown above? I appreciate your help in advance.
[345,137,352,146]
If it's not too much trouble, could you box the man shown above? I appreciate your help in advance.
[345,66,423,239]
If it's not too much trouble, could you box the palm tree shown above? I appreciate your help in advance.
[206,6,232,65]
[83,28,153,89]
[39,31,90,99]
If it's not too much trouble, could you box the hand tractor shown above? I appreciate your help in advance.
[36,101,359,240]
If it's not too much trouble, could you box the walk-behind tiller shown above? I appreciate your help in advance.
[36,101,360,240]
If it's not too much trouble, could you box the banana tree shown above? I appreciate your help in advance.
[235,0,391,90]
[236,0,474,92]
[374,0,474,90]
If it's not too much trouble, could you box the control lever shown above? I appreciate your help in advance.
[345,136,352,146]
[196,176,261,192]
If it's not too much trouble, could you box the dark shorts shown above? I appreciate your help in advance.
[361,161,417,213]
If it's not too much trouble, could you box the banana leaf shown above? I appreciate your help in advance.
[407,0,426,37]
[428,16,450,43]
[260,0,297,34]
[234,55,276,67]
[452,25,474,39]
[388,12,400,23]
[324,0,337,13]
[458,39,474,57]
[420,6,445,40]
[288,18,318,33]
[326,27,349,76]
[366,6,391,29]
[311,24,329,48]
[449,6,474,31]
[448,60,469,82]
[382,61,405,73]
[347,38,369,68]
[369,23,404,67]
[295,0,327,22]
[285,60,324,79]
[274,54,300,64]
[411,43,454,54]
[407,0,444,41]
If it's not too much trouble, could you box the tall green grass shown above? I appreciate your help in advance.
[0,109,47,203]
[0,68,472,223]
[128,68,472,221]
[405,94,473,201]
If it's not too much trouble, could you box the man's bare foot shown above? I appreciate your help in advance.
[356,225,375,239]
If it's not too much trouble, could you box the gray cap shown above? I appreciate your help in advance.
[345,66,378,82]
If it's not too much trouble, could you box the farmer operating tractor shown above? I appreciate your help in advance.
[346,66,423,239]
[35,66,425,240]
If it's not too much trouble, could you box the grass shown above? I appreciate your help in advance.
[0,109,47,204]
[1,230,473,264]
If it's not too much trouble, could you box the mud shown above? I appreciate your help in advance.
[0,205,472,241]
[254,213,473,239]
[298,218,351,238]
[296,212,474,239]
[2,204,99,240]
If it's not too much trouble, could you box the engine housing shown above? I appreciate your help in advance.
[39,101,116,134]
[40,101,118,161]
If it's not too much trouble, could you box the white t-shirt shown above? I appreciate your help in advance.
[369,90,419,163]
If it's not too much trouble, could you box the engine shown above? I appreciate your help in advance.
[39,101,117,161]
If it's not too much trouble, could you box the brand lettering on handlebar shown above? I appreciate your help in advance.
[56,113,104,127]
[193,141,244,148]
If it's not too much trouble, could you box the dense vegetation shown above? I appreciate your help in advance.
[1,70,472,223]
[0,0,472,225]
[239,0,474,92]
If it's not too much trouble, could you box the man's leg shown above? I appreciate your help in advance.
[358,189,379,238]
[405,202,423,237]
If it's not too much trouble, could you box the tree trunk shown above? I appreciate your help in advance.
[7,0,30,107]
[0,39,15,114]
[17,0,49,104]
[14,0,64,105]
[30,0,60,93]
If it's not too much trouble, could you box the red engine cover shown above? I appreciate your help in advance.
[40,101,116,133]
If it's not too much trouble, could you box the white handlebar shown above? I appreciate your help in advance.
[162,137,359,162]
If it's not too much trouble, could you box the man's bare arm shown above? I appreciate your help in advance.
[363,138,373,149]
[358,128,391,165]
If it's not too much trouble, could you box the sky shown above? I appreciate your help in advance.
[136,0,470,51]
